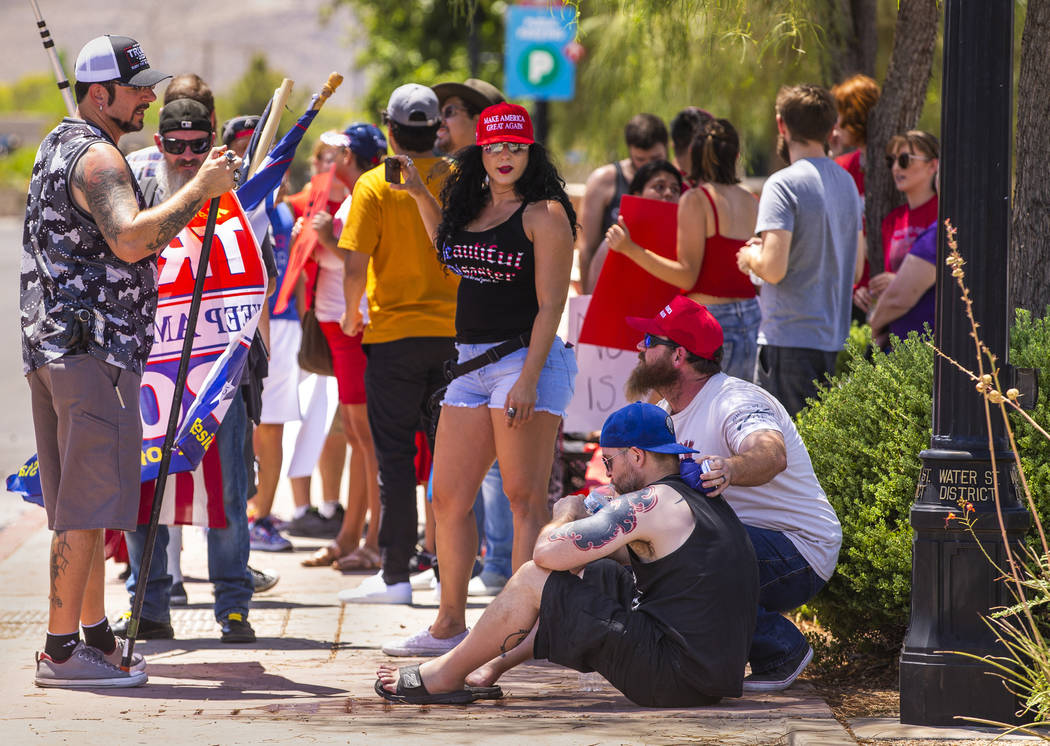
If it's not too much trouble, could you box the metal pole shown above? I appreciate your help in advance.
[121,198,222,669]
[898,0,1028,726]
[26,0,76,116]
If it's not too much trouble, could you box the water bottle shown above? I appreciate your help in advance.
[578,670,605,691]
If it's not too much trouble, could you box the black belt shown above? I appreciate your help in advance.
[443,332,530,381]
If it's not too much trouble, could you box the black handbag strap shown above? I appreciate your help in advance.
[444,332,530,381]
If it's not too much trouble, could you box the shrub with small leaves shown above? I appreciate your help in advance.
[796,327,934,654]
[1008,307,1050,547]
[797,312,1050,658]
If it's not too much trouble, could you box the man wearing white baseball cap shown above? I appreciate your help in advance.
[23,34,239,689]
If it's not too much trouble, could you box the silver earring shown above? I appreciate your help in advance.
[99,103,103,112]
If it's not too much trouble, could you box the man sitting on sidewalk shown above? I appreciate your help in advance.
[375,402,758,707]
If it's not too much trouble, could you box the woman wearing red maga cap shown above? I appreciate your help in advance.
[386,103,578,656]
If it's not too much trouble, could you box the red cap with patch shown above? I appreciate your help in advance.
[625,296,724,360]
[475,103,534,146]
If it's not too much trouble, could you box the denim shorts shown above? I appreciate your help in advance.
[442,336,578,417]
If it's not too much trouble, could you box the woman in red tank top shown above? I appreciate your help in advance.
[606,118,760,380]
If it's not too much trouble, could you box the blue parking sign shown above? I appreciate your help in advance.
[504,4,578,101]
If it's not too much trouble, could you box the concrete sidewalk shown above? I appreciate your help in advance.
[0,495,859,745]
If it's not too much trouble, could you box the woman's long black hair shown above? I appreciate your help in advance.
[434,143,578,261]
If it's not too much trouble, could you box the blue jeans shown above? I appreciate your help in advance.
[125,394,253,622]
[745,525,825,674]
[707,298,761,382]
[472,461,513,580]
[124,523,171,622]
[208,392,253,621]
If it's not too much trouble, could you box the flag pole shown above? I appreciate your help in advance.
[26,0,76,116]
[246,79,295,180]
[121,196,223,670]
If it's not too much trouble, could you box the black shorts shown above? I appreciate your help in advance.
[533,559,720,708]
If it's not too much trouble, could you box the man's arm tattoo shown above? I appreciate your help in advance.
[145,199,204,254]
[79,162,138,247]
[49,531,71,609]
[546,487,658,551]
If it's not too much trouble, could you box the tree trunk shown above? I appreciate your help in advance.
[822,0,878,82]
[1010,0,1050,317]
[864,0,939,272]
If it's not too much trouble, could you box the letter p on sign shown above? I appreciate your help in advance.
[527,49,556,85]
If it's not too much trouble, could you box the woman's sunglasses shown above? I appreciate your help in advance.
[161,136,212,155]
[481,142,530,155]
[885,152,932,170]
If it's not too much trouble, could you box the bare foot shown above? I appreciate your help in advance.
[376,664,400,694]
[465,660,502,687]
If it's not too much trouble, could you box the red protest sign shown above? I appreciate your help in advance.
[579,194,680,351]
[272,165,336,314]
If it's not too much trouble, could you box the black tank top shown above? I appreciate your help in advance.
[629,474,759,698]
[440,201,537,343]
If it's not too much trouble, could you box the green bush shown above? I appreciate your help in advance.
[1008,308,1050,541]
[796,328,934,654]
[797,310,1050,657]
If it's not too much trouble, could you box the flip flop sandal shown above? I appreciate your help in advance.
[301,543,342,567]
[374,663,480,705]
[331,545,381,572]
[466,684,503,700]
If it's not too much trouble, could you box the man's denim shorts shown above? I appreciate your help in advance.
[442,336,578,417]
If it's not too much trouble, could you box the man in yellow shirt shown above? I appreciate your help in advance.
[337,84,458,603]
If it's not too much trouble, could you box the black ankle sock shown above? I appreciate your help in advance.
[81,617,117,653]
[44,632,80,662]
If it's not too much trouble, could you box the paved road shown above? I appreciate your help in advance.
[0,217,35,531]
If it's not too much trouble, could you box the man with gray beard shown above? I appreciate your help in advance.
[114,98,276,644]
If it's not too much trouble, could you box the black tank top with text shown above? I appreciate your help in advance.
[440,201,537,343]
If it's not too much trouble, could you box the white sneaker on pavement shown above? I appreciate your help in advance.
[410,567,437,590]
[338,571,412,604]
[381,627,469,657]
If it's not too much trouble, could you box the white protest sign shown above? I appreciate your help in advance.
[564,295,639,433]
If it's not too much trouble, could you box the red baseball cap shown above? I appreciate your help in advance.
[625,296,724,360]
[475,102,534,146]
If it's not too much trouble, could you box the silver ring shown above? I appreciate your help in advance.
[232,170,241,185]
[405,157,413,167]
[506,407,517,417]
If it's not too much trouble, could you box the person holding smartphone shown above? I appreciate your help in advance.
[335,84,458,607]
[382,103,578,657]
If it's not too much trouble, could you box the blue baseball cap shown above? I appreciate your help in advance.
[344,122,387,165]
[600,403,698,455]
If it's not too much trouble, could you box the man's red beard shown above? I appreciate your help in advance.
[624,352,679,402]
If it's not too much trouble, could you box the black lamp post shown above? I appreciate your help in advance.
[898,0,1030,726]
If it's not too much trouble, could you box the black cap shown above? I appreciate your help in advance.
[159,99,212,134]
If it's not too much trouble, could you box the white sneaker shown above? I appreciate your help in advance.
[468,574,507,597]
[410,568,437,590]
[337,573,412,605]
[382,627,469,657]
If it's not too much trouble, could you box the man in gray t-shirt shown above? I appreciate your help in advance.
[737,84,863,416]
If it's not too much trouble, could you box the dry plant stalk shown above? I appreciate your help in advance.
[927,220,1050,736]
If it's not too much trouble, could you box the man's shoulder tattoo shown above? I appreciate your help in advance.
[546,486,659,551]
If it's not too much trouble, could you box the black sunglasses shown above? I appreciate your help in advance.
[161,136,212,155]
[643,333,680,350]
[601,448,631,471]
[885,152,931,170]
